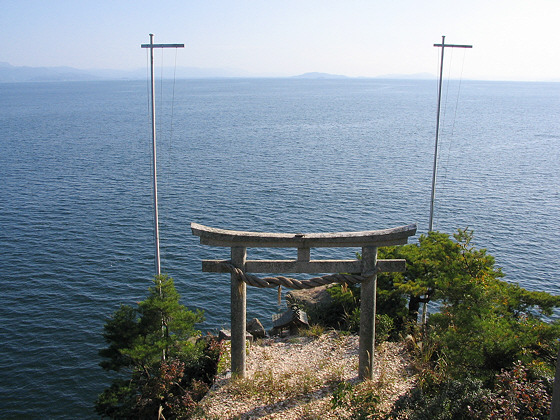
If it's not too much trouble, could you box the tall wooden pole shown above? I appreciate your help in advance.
[429,36,472,232]
[429,35,446,233]
[141,34,184,276]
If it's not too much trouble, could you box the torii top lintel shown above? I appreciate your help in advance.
[191,222,417,248]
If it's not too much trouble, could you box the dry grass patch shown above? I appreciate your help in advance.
[196,331,416,419]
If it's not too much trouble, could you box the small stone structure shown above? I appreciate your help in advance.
[271,305,309,336]
[191,222,416,380]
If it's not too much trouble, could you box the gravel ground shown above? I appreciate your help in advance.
[196,331,417,419]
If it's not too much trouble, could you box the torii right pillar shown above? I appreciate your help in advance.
[359,246,378,380]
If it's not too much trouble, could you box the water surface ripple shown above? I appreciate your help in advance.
[0,79,558,418]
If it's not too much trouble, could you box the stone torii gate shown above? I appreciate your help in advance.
[191,222,417,380]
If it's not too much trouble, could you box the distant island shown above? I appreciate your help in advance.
[0,62,442,83]
[292,72,349,79]
[293,72,437,80]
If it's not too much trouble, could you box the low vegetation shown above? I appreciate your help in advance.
[96,229,560,419]
[95,275,222,419]
[314,229,560,419]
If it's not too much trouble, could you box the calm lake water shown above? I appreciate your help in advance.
[0,78,559,418]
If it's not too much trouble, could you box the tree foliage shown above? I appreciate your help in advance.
[384,229,560,419]
[95,275,220,419]
[316,229,560,419]
[417,230,560,379]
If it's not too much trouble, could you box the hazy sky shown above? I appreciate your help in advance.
[2,0,559,81]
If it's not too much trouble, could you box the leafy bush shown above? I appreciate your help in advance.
[484,361,552,419]
[385,229,560,419]
[304,284,393,345]
[389,377,492,419]
[325,283,361,330]
[331,381,380,420]
[389,361,552,420]
[375,313,394,344]
[95,275,221,419]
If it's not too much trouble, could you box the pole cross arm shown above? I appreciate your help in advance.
[141,34,184,50]
[141,43,185,48]
[191,222,417,248]
[433,43,472,48]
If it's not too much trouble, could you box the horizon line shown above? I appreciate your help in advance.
[1,62,558,84]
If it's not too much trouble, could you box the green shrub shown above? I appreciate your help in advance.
[95,275,221,419]
[331,381,380,420]
[375,313,394,344]
[389,377,492,419]
[390,361,553,420]
[299,323,327,338]
[385,229,560,418]
[326,283,361,330]
[484,361,551,419]
[320,284,397,342]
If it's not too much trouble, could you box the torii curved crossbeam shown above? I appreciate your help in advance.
[191,222,417,248]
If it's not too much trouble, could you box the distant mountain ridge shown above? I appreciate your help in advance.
[0,62,253,83]
[0,62,442,83]
[0,62,103,82]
